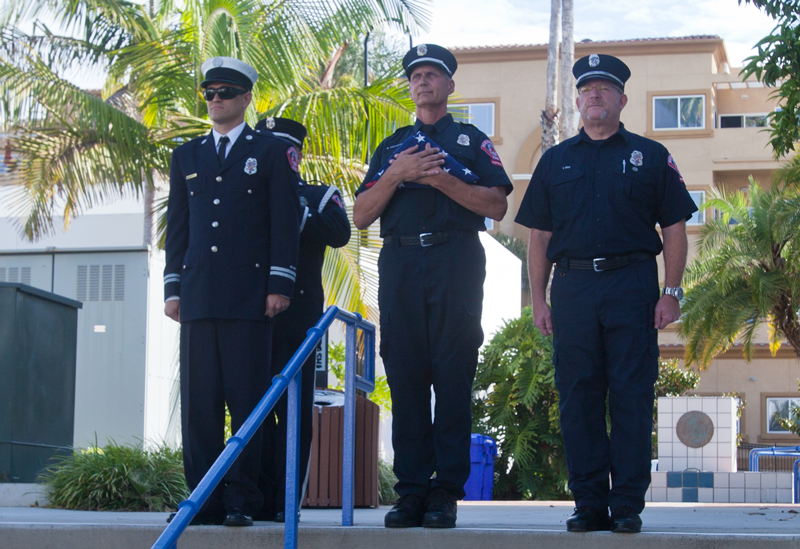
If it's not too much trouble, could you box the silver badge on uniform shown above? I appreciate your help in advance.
[417,44,427,56]
[589,54,600,67]
[266,117,276,129]
[630,150,643,167]
[457,134,470,146]
[244,157,258,175]
[212,57,224,67]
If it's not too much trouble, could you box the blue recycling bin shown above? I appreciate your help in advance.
[463,434,497,500]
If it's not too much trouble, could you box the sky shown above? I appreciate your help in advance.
[414,0,777,68]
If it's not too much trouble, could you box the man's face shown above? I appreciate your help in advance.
[408,65,454,109]
[576,78,627,123]
[205,82,252,125]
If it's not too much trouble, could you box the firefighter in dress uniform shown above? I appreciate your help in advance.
[515,54,697,534]
[252,116,351,522]
[353,44,512,529]
[163,57,301,527]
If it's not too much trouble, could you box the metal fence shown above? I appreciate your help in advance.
[738,443,800,471]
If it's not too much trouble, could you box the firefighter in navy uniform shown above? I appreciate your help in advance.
[252,117,351,522]
[163,57,301,527]
[515,54,697,534]
[353,44,512,529]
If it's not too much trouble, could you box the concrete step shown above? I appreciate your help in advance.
[2,502,800,549]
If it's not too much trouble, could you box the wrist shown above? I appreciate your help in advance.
[662,286,683,301]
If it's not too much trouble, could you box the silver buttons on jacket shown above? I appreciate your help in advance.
[212,221,219,228]
[247,189,252,194]
[211,246,218,252]
[213,199,220,205]
[216,176,223,182]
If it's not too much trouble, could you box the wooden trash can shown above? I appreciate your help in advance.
[304,392,379,508]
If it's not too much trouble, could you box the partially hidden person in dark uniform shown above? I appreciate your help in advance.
[252,116,351,522]
[353,44,513,529]
[163,57,301,527]
[515,54,697,534]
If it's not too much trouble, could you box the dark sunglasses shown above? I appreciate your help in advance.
[202,87,247,101]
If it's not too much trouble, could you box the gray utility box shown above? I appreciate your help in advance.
[0,283,81,483]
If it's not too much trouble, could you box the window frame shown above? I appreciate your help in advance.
[686,190,706,226]
[718,113,770,129]
[759,393,800,442]
[653,94,706,131]
[646,90,713,139]
[447,98,501,143]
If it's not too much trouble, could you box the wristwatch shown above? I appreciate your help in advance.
[662,287,684,301]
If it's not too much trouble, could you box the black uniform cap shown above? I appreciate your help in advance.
[255,117,307,149]
[200,57,258,90]
[573,54,631,92]
[402,44,457,78]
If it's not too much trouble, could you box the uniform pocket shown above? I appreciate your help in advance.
[613,169,656,208]
[549,167,585,215]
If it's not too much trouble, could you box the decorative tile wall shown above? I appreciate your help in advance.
[657,397,737,472]
[646,471,793,503]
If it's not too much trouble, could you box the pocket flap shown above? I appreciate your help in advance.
[551,167,584,185]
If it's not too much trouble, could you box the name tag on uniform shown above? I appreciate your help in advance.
[186,173,197,180]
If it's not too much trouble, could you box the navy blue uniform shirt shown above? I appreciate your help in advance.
[355,113,513,236]
[515,124,697,262]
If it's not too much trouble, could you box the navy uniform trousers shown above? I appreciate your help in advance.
[550,258,660,513]
[180,318,272,518]
[378,233,485,499]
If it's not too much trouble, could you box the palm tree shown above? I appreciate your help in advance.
[679,177,800,367]
[541,0,560,153]
[0,0,431,319]
[559,0,576,140]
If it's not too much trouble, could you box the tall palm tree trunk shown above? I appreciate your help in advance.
[541,0,561,153]
[559,0,576,140]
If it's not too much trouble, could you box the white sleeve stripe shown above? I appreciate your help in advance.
[317,185,340,213]
[164,275,181,282]
[271,267,297,279]
[299,205,309,233]
[271,271,296,281]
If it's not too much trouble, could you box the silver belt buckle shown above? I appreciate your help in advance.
[419,233,434,247]
[593,257,606,272]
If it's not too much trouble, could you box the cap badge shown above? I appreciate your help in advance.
[212,57,224,68]
[457,134,470,146]
[244,157,258,175]
[589,54,600,67]
[417,44,428,56]
[266,117,275,129]
[630,150,643,167]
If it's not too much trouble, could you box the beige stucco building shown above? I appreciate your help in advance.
[450,35,798,446]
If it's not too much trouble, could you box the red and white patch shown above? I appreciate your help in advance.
[287,147,300,172]
[667,154,684,183]
[481,139,503,167]
[365,179,378,189]
[331,193,345,209]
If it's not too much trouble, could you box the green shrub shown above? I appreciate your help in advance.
[378,458,399,506]
[38,440,189,511]
[471,306,570,500]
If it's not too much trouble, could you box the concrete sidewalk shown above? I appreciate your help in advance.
[2,501,800,548]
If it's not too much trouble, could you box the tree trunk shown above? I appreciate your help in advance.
[559,0,576,140]
[541,0,561,154]
[143,177,155,248]
[773,296,800,360]
[320,43,349,90]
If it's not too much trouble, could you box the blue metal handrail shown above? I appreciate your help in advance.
[749,446,800,471]
[794,459,800,504]
[151,306,375,549]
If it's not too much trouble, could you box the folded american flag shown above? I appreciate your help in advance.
[365,131,479,190]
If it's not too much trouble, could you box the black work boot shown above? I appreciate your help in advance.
[611,506,642,533]
[384,494,427,528]
[422,487,457,528]
[566,506,611,532]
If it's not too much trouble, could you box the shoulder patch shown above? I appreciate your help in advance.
[287,147,300,172]
[481,139,503,167]
[667,154,684,183]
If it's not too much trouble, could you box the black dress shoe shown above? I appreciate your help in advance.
[566,506,611,532]
[167,512,224,526]
[422,488,457,529]
[384,494,427,528]
[274,510,300,523]
[223,509,254,527]
[611,506,642,533]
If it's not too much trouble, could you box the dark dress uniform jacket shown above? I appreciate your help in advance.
[164,125,301,319]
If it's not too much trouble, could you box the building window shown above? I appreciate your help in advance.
[687,191,706,225]
[766,397,800,434]
[719,114,769,128]
[653,95,705,130]
[449,103,496,137]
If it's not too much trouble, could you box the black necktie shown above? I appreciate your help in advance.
[217,135,229,166]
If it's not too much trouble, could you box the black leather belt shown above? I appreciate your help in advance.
[557,252,654,272]
[384,231,472,247]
